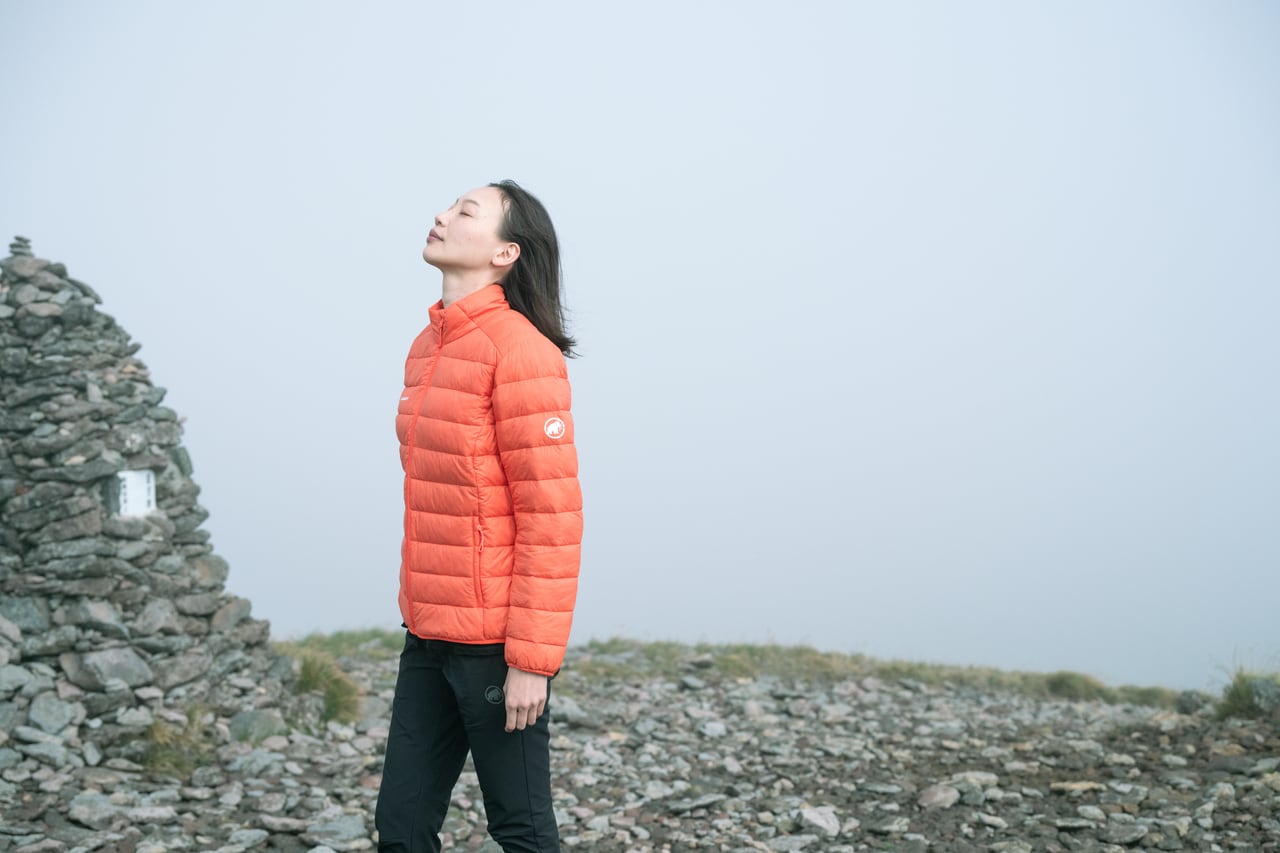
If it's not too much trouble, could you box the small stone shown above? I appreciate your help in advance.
[643,780,675,800]
[668,793,726,813]
[229,709,287,742]
[227,748,285,775]
[59,647,154,690]
[132,599,184,635]
[918,784,960,809]
[18,740,71,767]
[1050,780,1106,794]
[27,693,80,733]
[1248,677,1280,713]
[174,592,220,616]
[211,597,252,632]
[0,598,50,633]
[117,706,153,726]
[13,724,57,743]
[1077,805,1107,822]
[226,828,269,848]
[948,770,999,788]
[66,600,129,639]
[153,651,212,688]
[699,720,727,738]
[798,805,840,837]
[301,813,370,849]
[1099,822,1148,845]
[864,782,903,795]
[1176,690,1208,714]
[261,814,309,832]
[0,665,35,695]
[127,805,177,823]
[68,791,124,829]
[990,842,1033,853]
[868,817,909,834]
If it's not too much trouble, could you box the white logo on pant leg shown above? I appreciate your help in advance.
[544,417,566,439]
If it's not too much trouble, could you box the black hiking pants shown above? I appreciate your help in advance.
[374,632,559,853]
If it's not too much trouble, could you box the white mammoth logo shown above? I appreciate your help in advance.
[544,417,566,440]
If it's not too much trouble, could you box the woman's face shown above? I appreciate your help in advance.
[422,185,514,273]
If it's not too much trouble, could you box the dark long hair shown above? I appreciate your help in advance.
[490,180,576,356]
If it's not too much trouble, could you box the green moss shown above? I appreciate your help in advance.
[1112,685,1179,707]
[1216,667,1280,720]
[284,631,1178,710]
[274,646,363,723]
[143,705,217,778]
[1043,670,1108,702]
[276,628,404,662]
[562,637,1176,708]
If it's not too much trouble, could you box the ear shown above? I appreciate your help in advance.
[492,241,520,272]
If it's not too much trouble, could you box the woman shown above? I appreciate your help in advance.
[375,181,582,853]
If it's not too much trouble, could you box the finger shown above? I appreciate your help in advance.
[505,704,517,733]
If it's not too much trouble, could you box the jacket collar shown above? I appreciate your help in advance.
[427,284,507,341]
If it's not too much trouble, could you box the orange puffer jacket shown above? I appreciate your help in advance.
[396,284,582,677]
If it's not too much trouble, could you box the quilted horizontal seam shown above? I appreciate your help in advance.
[504,475,578,486]
[409,411,492,428]
[430,349,496,367]
[494,375,566,389]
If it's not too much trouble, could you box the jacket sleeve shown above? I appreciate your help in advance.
[492,338,583,676]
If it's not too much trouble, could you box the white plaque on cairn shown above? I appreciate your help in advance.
[114,469,156,517]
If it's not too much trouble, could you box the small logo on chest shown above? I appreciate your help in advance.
[544,417,566,440]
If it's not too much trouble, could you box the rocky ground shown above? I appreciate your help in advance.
[2,640,1278,853]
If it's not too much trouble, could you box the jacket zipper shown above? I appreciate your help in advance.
[474,521,486,612]
[403,316,446,637]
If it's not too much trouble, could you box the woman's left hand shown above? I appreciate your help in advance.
[503,668,549,732]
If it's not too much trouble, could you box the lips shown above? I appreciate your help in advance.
[428,229,442,242]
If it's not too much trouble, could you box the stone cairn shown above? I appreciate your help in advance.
[0,237,290,772]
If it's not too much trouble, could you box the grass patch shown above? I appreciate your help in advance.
[1043,670,1107,702]
[273,628,405,724]
[564,637,1178,708]
[273,644,364,724]
[276,631,1182,710]
[143,706,216,778]
[1216,667,1280,720]
[277,628,404,662]
[703,643,871,682]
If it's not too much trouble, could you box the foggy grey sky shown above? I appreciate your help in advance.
[3,1,1278,690]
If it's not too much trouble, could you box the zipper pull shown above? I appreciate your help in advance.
[477,524,484,553]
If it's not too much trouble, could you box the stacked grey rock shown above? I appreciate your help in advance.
[1,238,289,776]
